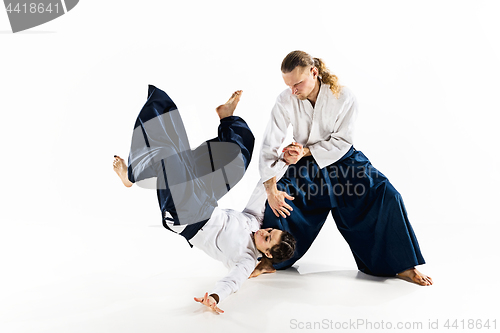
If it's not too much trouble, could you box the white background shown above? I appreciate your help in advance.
[1,1,499,332]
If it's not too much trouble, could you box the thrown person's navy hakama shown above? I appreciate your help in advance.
[126,85,254,243]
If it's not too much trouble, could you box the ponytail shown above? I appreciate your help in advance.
[313,57,342,99]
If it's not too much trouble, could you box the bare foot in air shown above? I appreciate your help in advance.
[216,90,242,119]
[113,155,133,188]
[249,257,276,278]
[397,267,433,286]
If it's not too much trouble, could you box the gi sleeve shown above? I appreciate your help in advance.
[241,181,267,223]
[259,100,291,182]
[209,251,257,302]
[308,90,358,169]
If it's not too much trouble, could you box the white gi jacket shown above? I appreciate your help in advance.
[260,83,358,182]
[189,182,267,302]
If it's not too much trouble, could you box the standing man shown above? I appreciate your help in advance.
[256,50,432,286]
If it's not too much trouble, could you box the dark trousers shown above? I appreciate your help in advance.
[126,85,254,242]
[262,146,425,276]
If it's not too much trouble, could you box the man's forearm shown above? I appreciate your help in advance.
[263,177,278,194]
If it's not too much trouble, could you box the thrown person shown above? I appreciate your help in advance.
[255,51,432,286]
[113,85,296,313]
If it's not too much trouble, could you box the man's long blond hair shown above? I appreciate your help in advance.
[281,50,342,99]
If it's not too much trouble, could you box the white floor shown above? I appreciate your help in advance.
[2,215,498,333]
[2,1,500,332]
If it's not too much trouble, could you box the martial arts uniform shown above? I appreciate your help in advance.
[188,184,267,302]
[260,82,425,276]
[126,85,265,302]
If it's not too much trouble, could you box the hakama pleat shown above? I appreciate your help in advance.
[262,146,425,275]
[126,85,254,241]
[262,157,333,270]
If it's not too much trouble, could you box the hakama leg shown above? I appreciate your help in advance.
[329,148,425,276]
[262,146,426,275]
[262,157,333,269]
[126,85,254,241]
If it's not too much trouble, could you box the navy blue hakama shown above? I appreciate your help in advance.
[262,146,425,276]
[126,85,254,243]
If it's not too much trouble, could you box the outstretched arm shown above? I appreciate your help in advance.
[194,251,257,313]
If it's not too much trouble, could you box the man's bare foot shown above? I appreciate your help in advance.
[113,155,133,188]
[215,90,242,119]
[249,257,276,278]
[397,267,433,286]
